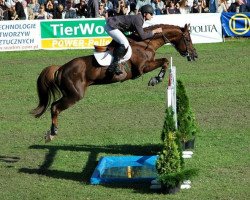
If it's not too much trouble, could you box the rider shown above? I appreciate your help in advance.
[104,4,163,75]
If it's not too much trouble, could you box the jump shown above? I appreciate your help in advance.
[31,23,198,142]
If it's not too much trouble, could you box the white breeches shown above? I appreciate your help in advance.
[104,24,130,49]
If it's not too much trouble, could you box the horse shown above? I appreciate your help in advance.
[31,23,197,142]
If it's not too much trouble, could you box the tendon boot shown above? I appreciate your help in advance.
[107,44,127,75]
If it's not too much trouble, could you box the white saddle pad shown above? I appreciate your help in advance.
[94,46,132,66]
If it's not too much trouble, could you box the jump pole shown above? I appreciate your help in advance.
[167,57,177,129]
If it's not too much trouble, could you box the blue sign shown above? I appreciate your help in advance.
[221,13,250,37]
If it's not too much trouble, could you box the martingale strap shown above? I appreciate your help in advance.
[54,69,59,85]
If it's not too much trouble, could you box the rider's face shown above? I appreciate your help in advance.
[144,13,153,21]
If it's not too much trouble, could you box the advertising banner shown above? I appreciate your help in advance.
[144,13,223,44]
[0,20,40,51]
[40,18,111,49]
[221,13,250,37]
[0,14,224,52]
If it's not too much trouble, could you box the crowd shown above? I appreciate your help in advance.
[0,0,249,20]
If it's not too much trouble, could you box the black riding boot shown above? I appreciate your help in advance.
[107,44,127,75]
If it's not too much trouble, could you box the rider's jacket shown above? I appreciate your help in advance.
[106,14,154,40]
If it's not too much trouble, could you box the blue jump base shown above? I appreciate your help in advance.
[90,155,158,185]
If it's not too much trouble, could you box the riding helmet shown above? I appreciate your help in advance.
[140,5,154,15]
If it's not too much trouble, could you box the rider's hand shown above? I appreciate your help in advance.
[153,28,163,34]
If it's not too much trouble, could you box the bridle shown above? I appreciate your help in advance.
[162,31,192,58]
[181,32,193,57]
[144,27,192,59]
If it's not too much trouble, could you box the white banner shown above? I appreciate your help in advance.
[0,14,222,52]
[0,20,40,51]
[144,13,223,44]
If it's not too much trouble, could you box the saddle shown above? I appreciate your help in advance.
[93,45,132,67]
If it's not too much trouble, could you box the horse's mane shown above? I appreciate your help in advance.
[127,24,183,42]
[143,24,181,32]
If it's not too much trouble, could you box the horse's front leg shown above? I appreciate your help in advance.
[143,58,169,86]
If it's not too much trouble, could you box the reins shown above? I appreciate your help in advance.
[144,34,156,50]
[144,29,174,50]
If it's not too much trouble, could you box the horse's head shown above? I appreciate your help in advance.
[163,24,198,61]
[170,24,198,61]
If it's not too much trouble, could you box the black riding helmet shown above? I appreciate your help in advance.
[140,4,154,16]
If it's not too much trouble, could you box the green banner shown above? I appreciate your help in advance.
[40,19,108,39]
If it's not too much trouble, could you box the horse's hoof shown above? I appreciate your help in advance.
[45,131,55,143]
[148,77,159,86]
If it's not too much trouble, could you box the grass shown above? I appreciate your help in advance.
[0,38,249,200]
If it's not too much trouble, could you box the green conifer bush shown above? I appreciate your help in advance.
[176,80,198,146]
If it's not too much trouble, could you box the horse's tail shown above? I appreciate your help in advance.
[31,65,61,118]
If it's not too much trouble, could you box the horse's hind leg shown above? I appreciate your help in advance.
[45,84,87,142]
[143,58,169,86]
[44,96,76,142]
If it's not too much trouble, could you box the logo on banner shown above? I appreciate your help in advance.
[229,14,250,35]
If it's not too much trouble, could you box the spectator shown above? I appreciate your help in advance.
[102,0,114,12]
[199,0,208,12]
[10,3,19,20]
[186,0,194,11]
[99,2,108,17]
[110,0,119,11]
[151,0,165,15]
[22,0,28,19]
[179,0,190,13]
[135,0,151,14]
[217,0,227,12]
[56,0,66,7]
[12,0,26,20]
[165,1,180,14]
[227,0,237,12]
[191,0,206,12]
[45,0,55,17]
[209,0,218,12]
[0,6,3,20]
[99,0,114,17]
[64,0,77,18]
[22,0,35,19]
[38,0,47,6]
[87,0,99,17]
[128,2,136,14]
[0,0,10,20]
[191,1,199,12]
[238,0,250,12]
[75,0,88,18]
[36,4,49,19]
[54,3,64,18]
[28,0,40,17]
[116,0,129,15]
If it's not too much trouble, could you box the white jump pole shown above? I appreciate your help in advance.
[167,57,177,129]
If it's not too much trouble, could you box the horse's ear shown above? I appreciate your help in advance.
[184,23,190,32]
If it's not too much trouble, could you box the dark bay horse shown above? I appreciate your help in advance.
[31,23,197,142]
